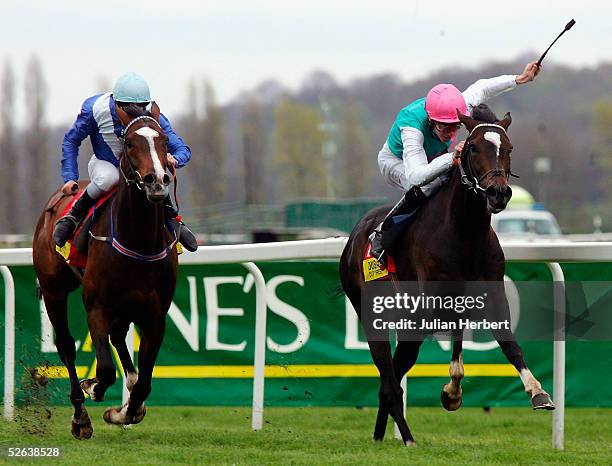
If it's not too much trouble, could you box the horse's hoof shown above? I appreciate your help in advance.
[71,418,93,440]
[404,440,417,447]
[103,404,146,425]
[441,390,462,411]
[131,404,146,424]
[532,392,555,410]
[80,378,103,402]
[103,407,120,424]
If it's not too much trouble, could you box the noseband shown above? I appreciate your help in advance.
[458,123,519,195]
[119,115,164,191]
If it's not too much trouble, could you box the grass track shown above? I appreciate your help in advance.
[1,406,611,464]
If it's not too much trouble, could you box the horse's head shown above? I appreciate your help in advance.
[457,109,514,214]
[117,103,171,203]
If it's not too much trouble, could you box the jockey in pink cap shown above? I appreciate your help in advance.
[370,61,541,263]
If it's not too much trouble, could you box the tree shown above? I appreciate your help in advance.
[273,97,326,198]
[24,56,49,231]
[241,98,266,205]
[0,61,17,233]
[338,99,369,198]
[201,82,225,205]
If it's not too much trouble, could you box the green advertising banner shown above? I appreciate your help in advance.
[1,261,612,408]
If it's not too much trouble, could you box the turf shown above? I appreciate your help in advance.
[0,406,611,465]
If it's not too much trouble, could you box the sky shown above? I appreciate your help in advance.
[0,0,610,126]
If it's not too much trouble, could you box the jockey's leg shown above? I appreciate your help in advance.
[370,148,428,263]
[164,195,198,252]
[53,192,96,246]
[53,156,119,246]
[369,187,426,263]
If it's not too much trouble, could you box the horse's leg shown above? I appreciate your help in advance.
[369,339,416,446]
[494,328,554,410]
[373,339,423,441]
[42,291,93,439]
[80,310,117,402]
[490,289,554,410]
[441,333,464,411]
[109,324,138,392]
[104,319,165,425]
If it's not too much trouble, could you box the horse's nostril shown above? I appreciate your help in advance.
[162,174,171,186]
[505,186,513,198]
[143,174,155,185]
[485,185,497,197]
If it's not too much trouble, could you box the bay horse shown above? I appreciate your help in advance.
[32,104,178,439]
[339,109,554,446]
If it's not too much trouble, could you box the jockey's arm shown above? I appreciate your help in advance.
[401,127,453,196]
[61,98,96,183]
[159,114,191,168]
[461,75,517,112]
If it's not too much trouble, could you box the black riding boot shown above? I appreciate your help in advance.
[369,187,426,264]
[164,197,198,252]
[53,191,96,247]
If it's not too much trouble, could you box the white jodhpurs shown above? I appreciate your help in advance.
[378,143,408,191]
[86,155,120,199]
[377,143,448,198]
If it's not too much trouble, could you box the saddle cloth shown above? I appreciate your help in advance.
[363,242,396,282]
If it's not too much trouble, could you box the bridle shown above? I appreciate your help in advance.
[118,115,165,191]
[457,123,519,195]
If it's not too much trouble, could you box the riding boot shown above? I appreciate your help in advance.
[53,191,96,247]
[164,196,198,252]
[369,187,426,264]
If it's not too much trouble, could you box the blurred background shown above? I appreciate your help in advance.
[0,0,610,245]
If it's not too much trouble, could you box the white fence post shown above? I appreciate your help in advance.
[547,262,565,450]
[2,266,15,421]
[242,262,267,430]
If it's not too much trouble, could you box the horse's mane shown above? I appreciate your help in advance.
[471,104,498,123]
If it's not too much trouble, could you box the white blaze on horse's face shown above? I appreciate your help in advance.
[484,131,502,159]
[135,126,165,181]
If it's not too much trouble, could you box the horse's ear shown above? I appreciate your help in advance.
[457,110,478,132]
[498,112,512,130]
[150,102,161,122]
[116,104,131,127]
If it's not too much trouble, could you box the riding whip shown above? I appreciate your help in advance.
[537,19,576,67]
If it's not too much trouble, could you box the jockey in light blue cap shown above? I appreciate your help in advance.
[52,72,199,251]
[113,72,151,103]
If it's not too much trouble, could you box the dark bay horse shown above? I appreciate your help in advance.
[339,110,554,446]
[33,104,177,439]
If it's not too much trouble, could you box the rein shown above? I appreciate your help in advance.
[458,123,519,195]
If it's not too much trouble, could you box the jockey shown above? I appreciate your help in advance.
[53,72,198,252]
[369,61,541,263]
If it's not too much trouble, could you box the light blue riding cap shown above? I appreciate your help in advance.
[112,72,151,103]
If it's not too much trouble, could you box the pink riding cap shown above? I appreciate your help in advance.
[425,84,468,124]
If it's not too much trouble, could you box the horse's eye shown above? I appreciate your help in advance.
[126,141,133,149]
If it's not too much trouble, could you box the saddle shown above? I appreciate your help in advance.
[55,189,117,268]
